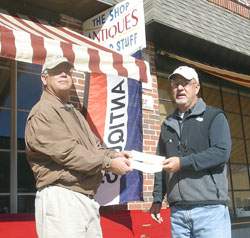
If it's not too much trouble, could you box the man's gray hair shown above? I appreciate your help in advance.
[42,69,48,76]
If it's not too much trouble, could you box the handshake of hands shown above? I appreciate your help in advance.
[109,150,181,176]
[109,151,133,175]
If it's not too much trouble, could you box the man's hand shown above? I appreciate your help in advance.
[115,150,132,159]
[150,202,163,224]
[109,151,133,175]
[162,157,180,172]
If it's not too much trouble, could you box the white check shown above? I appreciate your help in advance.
[130,150,165,173]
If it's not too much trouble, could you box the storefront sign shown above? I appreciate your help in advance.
[82,0,146,55]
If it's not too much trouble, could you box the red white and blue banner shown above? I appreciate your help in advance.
[82,0,146,205]
[84,73,143,205]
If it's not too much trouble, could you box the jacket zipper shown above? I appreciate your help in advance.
[209,170,220,199]
[177,118,184,202]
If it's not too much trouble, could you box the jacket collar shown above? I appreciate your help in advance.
[172,98,206,119]
[164,98,206,137]
[41,91,72,111]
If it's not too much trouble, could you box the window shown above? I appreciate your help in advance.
[157,72,250,219]
[158,74,176,123]
[0,58,42,213]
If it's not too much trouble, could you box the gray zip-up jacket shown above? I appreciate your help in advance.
[153,98,231,206]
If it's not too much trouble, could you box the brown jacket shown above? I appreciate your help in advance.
[25,91,116,195]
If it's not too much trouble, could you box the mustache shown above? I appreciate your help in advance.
[176,91,187,97]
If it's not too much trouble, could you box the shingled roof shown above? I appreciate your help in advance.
[144,0,250,57]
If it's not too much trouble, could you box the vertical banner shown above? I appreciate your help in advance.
[82,0,146,205]
[85,73,142,205]
[82,0,146,55]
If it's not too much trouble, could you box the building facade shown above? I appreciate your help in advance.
[0,0,250,236]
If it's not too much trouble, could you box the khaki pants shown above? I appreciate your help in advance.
[35,186,102,238]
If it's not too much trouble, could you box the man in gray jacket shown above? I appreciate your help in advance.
[25,56,133,238]
[150,66,231,238]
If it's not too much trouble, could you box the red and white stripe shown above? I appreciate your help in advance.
[0,9,150,83]
[160,50,250,88]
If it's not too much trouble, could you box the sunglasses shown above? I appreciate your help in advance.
[47,69,72,76]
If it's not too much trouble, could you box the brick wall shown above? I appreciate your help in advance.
[70,71,86,111]
[206,0,250,19]
[60,14,83,33]
[60,15,165,211]
[127,42,162,211]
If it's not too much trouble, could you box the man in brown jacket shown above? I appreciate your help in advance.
[25,56,133,238]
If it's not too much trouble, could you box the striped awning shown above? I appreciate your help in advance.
[160,51,250,88]
[0,9,150,83]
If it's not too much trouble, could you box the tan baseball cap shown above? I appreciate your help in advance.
[42,56,73,74]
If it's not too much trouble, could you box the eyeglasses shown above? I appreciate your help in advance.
[47,69,73,76]
[171,80,196,88]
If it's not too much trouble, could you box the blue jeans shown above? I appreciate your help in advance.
[170,204,231,238]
